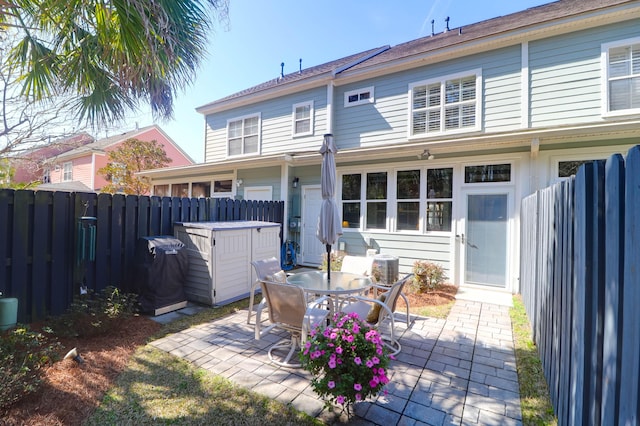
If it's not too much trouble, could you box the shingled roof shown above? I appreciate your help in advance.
[197,0,637,112]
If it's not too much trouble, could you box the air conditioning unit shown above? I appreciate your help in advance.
[373,254,399,285]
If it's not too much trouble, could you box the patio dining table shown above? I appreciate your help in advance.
[286,271,372,311]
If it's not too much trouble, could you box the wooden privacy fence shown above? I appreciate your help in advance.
[0,189,284,323]
[520,145,639,425]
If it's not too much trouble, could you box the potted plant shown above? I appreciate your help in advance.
[300,311,393,415]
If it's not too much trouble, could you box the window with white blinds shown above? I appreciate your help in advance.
[409,70,481,137]
[604,39,640,114]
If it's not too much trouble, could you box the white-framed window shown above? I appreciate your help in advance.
[426,168,453,232]
[292,101,313,136]
[340,167,454,234]
[42,168,50,183]
[344,86,375,107]
[409,69,482,137]
[62,161,73,181]
[227,113,261,156]
[213,179,233,197]
[602,37,640,116]
[396,169,421,231]
[464,163,512,184]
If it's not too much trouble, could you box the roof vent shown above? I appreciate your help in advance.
[431,19,435,36]
[280,62,284,78]
[299,58,302,74]
[445,16,450,32]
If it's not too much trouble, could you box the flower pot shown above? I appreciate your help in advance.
[0,297,18,331]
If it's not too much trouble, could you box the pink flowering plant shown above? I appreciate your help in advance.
[300,311,393,408]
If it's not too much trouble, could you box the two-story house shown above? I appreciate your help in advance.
[18,124,194,193]
[140,0,640,294]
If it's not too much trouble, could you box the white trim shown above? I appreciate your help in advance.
[344,86,375,107]
[601,36,640,118]
[408,68,483,139]
[90,153,96,190]
[226,113,262,157]
[291,100,314,137]
[521,42,530,129]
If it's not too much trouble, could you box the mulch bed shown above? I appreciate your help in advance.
[1,316,161,426]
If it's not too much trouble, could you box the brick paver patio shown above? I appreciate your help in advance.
[150,296,521,425]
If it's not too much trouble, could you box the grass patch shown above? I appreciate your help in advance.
[87,346,320,426]
[87,296,321,426]
[409,300,455,319]
[510,295,557,425]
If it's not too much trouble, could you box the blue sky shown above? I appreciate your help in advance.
[123,0,552,162]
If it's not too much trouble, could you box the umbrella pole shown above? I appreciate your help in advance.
[326,244,332,282]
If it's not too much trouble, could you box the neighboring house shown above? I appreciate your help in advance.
[20,125,194,193]
[11,133,95,185]
[139,0,640,294]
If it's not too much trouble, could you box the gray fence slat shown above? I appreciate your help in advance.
[571,163,592,425]
[619,146,640,424]
[601,153,625,426]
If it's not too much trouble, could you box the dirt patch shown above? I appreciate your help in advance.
[1,286,458,425]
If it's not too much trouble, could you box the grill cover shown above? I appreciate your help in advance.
[134,236,188,313]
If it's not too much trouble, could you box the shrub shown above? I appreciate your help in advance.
[412,260,447,293]
[0,326,61,409]
[320,252,344,272]
[50,286,138,338]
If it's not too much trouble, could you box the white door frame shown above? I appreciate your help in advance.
[457,186,515,290]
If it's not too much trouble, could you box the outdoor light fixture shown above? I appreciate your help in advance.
[292,177,299,188]
[236,178,244,188]
[64,347,85,364]
[418,149,435,160]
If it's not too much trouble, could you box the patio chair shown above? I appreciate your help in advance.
[256,280,331,367]
[248,257,286,325]
[340,273,413,355]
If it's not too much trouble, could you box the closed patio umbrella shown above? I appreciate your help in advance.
[316,133,342,281]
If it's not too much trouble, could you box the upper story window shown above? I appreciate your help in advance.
[409,69,482,137]
[292,101,313,136]
[227,114,260,156]
[344,86,374,107]
[602,38,640,116]
[62,162,73,181]
[42,168,50,183]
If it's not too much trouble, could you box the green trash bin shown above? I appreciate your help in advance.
[0,297,18,331]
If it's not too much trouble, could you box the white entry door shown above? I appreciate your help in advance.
[300,185,324,266]
[459,189,512,288]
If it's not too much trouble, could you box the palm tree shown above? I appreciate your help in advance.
[0,0,228,126]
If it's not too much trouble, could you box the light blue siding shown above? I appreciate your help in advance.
[334,45,523,150]
[529,21,640,127]
[237,166,282,200]
[339,232,452,276]
[204,87,327,162]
